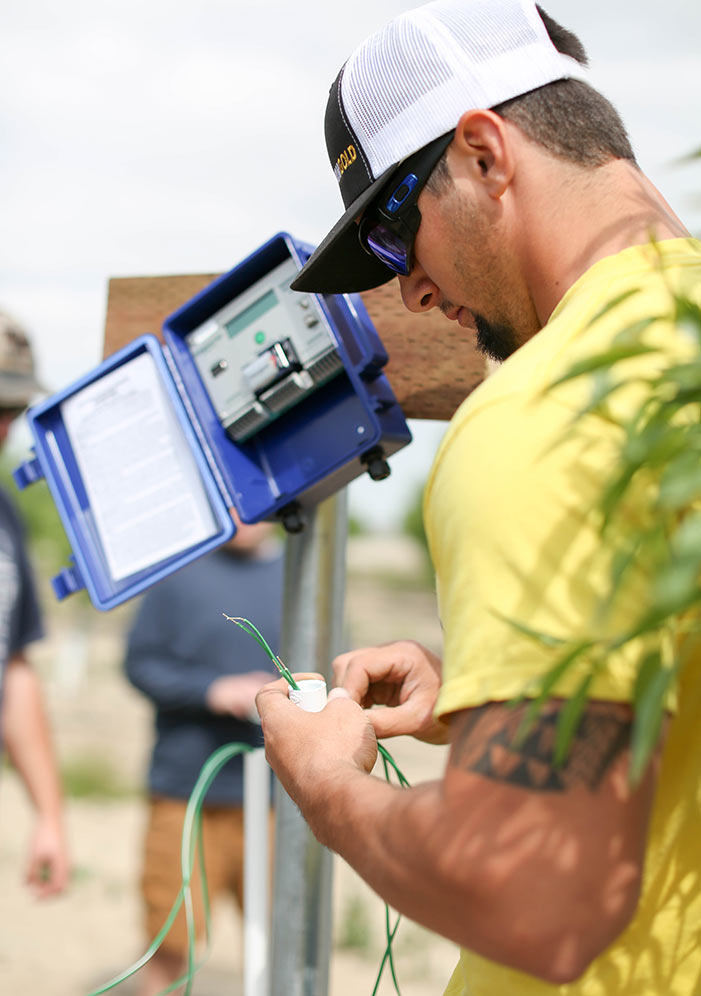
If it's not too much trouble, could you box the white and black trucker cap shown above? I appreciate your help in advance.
[291,0,585,295]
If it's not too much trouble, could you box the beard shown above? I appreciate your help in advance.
[473,312,521,363]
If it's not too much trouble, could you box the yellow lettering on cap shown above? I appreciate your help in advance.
[335,144,357,180]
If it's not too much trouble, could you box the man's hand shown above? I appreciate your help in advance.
[206,671,273,719]
[332,640,448,744]
[255,674,378,836]
[26,817,70,898]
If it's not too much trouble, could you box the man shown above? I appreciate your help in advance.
[0,310,70,899]
[124,516,283,996]
[256,2,701,994]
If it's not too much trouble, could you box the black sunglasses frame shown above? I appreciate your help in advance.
[358,130,455,276]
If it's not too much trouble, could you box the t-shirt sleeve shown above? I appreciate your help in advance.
[425,388,665,719]
[0,491,44,660]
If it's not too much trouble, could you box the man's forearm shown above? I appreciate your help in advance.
[306,765,460,929]
[300,766,520,958]
[2,656,64,822]
[125,653,224,711]
[259,684,650,983]
[260,688,572,977]
[294,755,642,984]
[3,655,71,896]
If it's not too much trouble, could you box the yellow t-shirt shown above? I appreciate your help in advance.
[424,239,701,996]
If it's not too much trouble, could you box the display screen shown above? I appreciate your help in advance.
[224,289,277,339]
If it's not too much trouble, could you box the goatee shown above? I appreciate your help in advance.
[474,313,519,363]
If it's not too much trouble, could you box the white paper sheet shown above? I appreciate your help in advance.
[61,351,218,581]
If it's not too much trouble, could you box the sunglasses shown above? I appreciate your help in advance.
[358,131,455,277]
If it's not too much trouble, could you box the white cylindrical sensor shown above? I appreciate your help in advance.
[289,678,327,713]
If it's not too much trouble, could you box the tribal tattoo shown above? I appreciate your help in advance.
[450,700,632,792]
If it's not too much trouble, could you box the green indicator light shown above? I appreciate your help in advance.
[254,331,266,345]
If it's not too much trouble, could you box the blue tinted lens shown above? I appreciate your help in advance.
[364,222,410,276]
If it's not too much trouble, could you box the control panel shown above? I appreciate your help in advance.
[185,257,342,442]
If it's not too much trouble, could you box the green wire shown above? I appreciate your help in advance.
[86,617,413,996]
[378,743,411,788]
[373,908,402,996]
[84,743,252,996]
[223,614,300,689]
[373,746,409,996]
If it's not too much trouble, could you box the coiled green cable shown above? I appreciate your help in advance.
[85,741,252,995]
[86,618,411,996]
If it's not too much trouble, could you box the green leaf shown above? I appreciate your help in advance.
[672,513,701,557]
[629,653,675,785]
[589,288,642,325]
[599,537,644,618]
[550,342,660,389]
[621,420,685,469]
[574,370,630,420]
[658,455,701,510]
[600,463,638,530]
[672,146,701,165]
[624,587,701,646]
[554,671,595,765]
[515,641,593,741]
[674,293,701,332]
[651,558,701,617]
[492,613,567,649]
[658,359,701,393]
[610,315,663,346]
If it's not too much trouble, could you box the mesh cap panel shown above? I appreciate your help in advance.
[340,0,584,177]
[346,20,453,143]
[437,1,541,61]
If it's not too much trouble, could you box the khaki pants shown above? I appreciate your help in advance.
[141,795,273,956]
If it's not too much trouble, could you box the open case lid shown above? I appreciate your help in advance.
[13,231,412,611]
[14,334,235,610]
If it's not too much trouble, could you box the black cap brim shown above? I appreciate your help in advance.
[290,166,398,295]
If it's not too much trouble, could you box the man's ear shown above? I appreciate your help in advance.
[450,109,514,199]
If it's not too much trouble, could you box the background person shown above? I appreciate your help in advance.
[0,310,70,899]
[124,516,283,996]
[256,2,701,994]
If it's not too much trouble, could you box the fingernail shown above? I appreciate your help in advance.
[327,687,351,702]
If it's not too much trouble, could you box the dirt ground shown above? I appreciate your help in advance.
[0,535,459,996]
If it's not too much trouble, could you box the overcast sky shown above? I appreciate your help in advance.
[2,0,700,529]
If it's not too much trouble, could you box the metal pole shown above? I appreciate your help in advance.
[243,746,270,996]
[270,491,348,996]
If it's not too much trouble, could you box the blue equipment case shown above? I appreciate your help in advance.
[14,233,412,610]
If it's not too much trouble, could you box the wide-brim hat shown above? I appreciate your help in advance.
[291,0,586,295]
[0,313,47,408]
